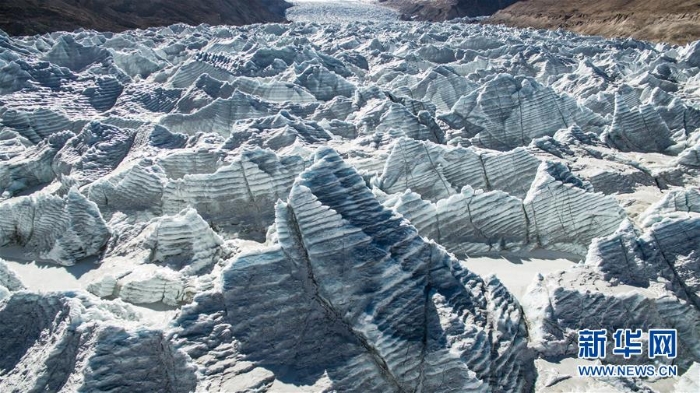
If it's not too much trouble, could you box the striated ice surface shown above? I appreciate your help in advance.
[441,74,607,150]
[174,148,533,392]
[1,11,700,392]
[0,188,110,265]
[0,259,24,299]
[0,292,197,393]
[287,0,399,23]
[377,139,626,255]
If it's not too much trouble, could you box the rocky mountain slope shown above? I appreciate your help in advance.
[380,0,518,21]
[489,0,700,44]
[0,0,291,36]
[1,5,700,392]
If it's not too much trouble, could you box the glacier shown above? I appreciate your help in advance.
[0,8,699,392]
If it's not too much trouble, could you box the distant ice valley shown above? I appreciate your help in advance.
[287,0,398,23]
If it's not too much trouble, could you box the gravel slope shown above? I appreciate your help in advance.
[379,0,518,21]
[489,0,700,44]
[0,0,291,36]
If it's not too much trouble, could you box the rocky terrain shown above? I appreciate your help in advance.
[0,1,700,392]
[0,0,291,36]
[489,0,700,44]
[376,0,700,44]
[380,0,517,21]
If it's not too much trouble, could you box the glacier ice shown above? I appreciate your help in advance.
[441,74,606,150]
[162,148,306,239]
[377,139,625,255]
[174,148,534,392]
[0,292,197,392]
[0,188,110,265]
[0,14,699,392]
[0,259,24,299]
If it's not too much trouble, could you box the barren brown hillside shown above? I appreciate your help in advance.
[380,0,518,21]
[488,0,700,44]
[0,0,291,36]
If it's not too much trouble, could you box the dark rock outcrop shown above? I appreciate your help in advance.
[380,0,518,21]
[0,0,291,36]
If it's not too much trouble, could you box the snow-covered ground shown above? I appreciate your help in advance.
[464,251,579,299]
[1,254,180,328]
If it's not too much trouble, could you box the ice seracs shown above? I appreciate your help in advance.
[377,138,626,255]
[602,94,677,153]
[0,188,110,265]
[377,138,539,201]
[175,148,534,392]
[0,259,24,299]
[53,121,136,187]
[162,148,305,240]
[522,204,700,372]
[523,161,626,255]
[441,74,606,150]
[86,207,226,305]
[86,158,166,215]
[0,130,73,197]
[0,292,197,392]
[0,15,699,392]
